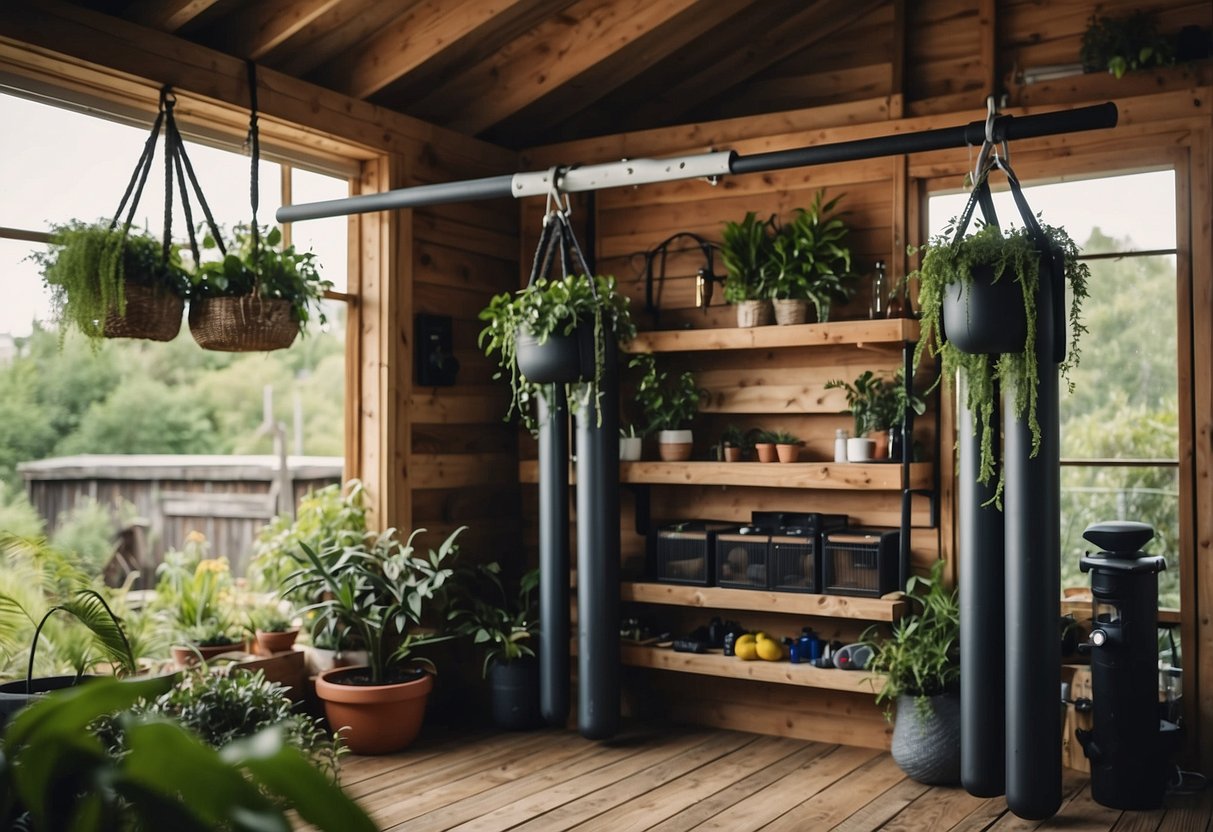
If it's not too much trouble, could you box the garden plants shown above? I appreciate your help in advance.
[632,353,704,461]
[826,370,925,460]
[721,212,775,327]
[767,191,855,323]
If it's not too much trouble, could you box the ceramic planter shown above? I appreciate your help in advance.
[515,324,593,384]
[772,298,808,326]
[776,443,800,463]
[658,429,693,461]
[846,437,875,462]
[723,445,743,462]
[755,442,777,463]
[619,436,643,461]
[488,658,542,730]
[255,628,299,655]
[315,666,433,755]
[734,299,772,328]
[941,263,1030,355]
[0,675,94,728]
[891,693,961,785]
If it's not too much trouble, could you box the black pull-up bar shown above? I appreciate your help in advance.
[276,102,1118,223]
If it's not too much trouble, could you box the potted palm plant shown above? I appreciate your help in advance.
[826,370,925,461]
[721,212,775,327]
[449,566,540,730]
[35,220,191,342]
[286,526,465,754]
[866,561,961,785]
[767,191,856,324]
[188,224,331,352]
[632,353,704,461]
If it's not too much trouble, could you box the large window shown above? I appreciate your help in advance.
[929,170,1182,608]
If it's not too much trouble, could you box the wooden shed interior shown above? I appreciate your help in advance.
[1,0,1211,802]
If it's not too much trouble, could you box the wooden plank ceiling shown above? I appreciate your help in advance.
[59,0,895,149]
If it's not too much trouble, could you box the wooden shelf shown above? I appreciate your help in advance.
[622,582,905,621]
[518,460,931,491]
[622,318,919,354]
[620,644,882,693]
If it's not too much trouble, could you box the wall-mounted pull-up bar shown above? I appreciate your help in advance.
[276,102,1117,223]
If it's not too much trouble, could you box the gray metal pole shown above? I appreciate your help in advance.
[958,375,1005,797]
[574,344,620,740]
[1004,270,1062,820]
[536,386,571,727]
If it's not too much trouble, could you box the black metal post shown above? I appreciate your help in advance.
[1003,268,1062,820]
[957,376,1006,798]
[536,386,570,727]
[574,344,620,740]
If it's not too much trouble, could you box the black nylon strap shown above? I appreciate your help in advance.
[166,116,226,257]
[247,60,261,264]
[162,94,176,265]
[110,100,165,234]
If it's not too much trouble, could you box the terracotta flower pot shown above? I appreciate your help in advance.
[870,431,890,460]
[755,443,777,463]
[776,443,800,463]
[255,628,299,655]
[723,445,742,462]
[315,666,433,755]
[171,642,244,669]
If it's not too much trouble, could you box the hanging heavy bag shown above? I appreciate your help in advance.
[513,210,598,384]
[940,161,1061,356]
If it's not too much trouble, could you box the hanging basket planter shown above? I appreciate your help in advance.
[103,281,185,341]
[189,295,299,352]
[940,262,1030,355]
[515,324,595,384]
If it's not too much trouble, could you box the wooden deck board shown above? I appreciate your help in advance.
[336,724,1196,831]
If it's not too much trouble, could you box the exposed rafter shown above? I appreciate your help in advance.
[124,0,221,32]
[201,0,344,61]
[263,0,411,77]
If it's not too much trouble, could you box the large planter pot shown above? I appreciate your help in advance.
[0,675,94,728]
[658,429,693,461]
[303,646,368,675]
[488,658,542,730]
[315,666,433,755]
[755,442,777,463]
[846,437,875,462]
[255,629,299,655]
[891,693,961,785]
[734,300,773,328]
[515,324,593,384]
[171,642,245,669]
[189,295,299,352]
[619,436,643,461]
[941,264,1029,355]
[103,281,184,341]
[772,298,808,326]
[775,443,800,463]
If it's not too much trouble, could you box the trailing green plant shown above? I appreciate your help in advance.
[721,212,775,303]
[825,370,925,436]
[0,675,375,831]
[767,191,856,321]
[1081,11,1174,78]
[631,353,704,433]
[190,224,331,331]
[478,274,635,429]
[33,220,190,342]
[448,565,539,677]
[285,526,466,686]
[865,560,959,720]
[911,219,1089,500]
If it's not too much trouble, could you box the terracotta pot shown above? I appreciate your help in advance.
[870,430,890,460]
[755,443,777,463]
[658,429,693,461]
[315,666,433,755]
[776,443,800,463]
[723,445,742,462]
[171,642,244,669]
[255,628,299,655]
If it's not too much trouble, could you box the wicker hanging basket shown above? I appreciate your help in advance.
[188,295,298,352]
[102,282,185,342]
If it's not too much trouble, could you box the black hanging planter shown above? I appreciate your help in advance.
[941,263,1030,355]
[488,658,542,730]
[515,323,595,384]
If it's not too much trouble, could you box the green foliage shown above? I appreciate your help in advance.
[825,370,925,436]
[866,561,959,719]
[248,480,368,594]
[53,376,220,457]
[47,497,124,579]
[448,565,538,677]
[1081,11,1174,78]
[0,483,44,540]
[32,220,190,343]
[631,353,704,433]
[286,526,466,685]
[765,430,802,446]
[153,534,238,646]
[721,212,775,303]
[190,224,332,331]
[721,425,751,451]
[767,191,855,321]
[0,675,375,831]
[912,217,1089,502]
[478,274,635,430]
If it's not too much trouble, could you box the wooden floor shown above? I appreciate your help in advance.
[340,725,1212,831]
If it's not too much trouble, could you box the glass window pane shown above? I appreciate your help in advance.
[0,237,53,338]
[290,169,349,293]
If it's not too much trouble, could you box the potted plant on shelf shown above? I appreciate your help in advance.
[767,191,855,324]
[752,430,778,463]
[449,566,541,730]
[35,220,191,343]
[619,424,644,461]
[767,430,804,463]
[826,370,925,461]
[632,353,704,461]
[286,525,465,755]
[1080,10,1174,78]
[188,224,331,352]
[721,212,774,327]
[249,601,299,655]
[720,425,750,462]
[479,274,635,429]
[865,560,961,785]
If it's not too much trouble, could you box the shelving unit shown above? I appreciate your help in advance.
[621,581,906,621]
[518,460,931,490]
[622,318,919,353]
[619,644,883,693]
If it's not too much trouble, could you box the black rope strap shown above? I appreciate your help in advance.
[247,60,261,267]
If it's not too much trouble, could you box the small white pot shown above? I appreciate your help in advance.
[658,429,693,461]
[847,437,876,462]
[620,436,643,461]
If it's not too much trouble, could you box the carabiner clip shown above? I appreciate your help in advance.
[543,166,572,224]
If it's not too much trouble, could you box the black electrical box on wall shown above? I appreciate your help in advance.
[415,314,459,387]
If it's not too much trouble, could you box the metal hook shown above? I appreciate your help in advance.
[972,95,1008,187]
[543,165,571,224]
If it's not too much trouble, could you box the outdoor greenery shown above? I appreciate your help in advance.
[153,533,239,648]
[632,353,704,434]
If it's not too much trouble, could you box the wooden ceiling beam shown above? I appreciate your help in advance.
[414,0,702,137]
[203,0,345,61]
[262,0,411,78]
[315,0,547,101]
[123,0,222,32]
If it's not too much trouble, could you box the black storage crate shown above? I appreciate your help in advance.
[651,520,735,586]
[715,527,770,589]
[822,528,900,597]
[769,529,819,593]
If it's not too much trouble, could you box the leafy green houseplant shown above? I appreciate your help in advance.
[285,525,466,754]
[721,212,775,327]
[34,220,191,343]
[825,370,925,460]
[767,191,855,324]
[153,532,242,667]
[188,224,331,352]
[632,353,704,461]
[479,274,635,430]
[720,425,751,461]
[766,430,804,463]
[1080,11,1174,78]
[865,560,960,784]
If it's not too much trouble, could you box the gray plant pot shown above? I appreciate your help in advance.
[891,692,961,785]
[515,324,594,384]
[941,264,1030,355]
